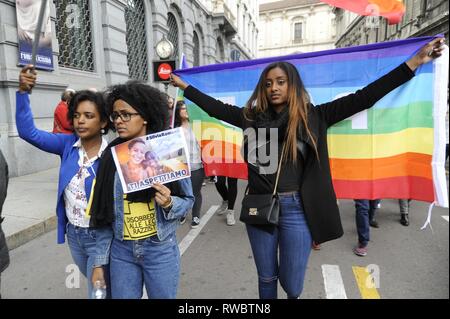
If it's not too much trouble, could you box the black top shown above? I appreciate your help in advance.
[184,63,415,243]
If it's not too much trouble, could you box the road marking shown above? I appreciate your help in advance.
[321,265,348,299]
[352,266,381,299]
[442,215,449,222]
[179,205,219,256]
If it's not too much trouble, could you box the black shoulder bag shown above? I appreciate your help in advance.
[239,144,286,226]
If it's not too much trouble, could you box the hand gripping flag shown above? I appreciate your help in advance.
[175,36,448,207]
[320,0,405,24]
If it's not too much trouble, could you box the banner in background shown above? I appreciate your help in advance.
[320,0,405,24]
[16,0,54,70]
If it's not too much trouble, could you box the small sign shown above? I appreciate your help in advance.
[111,127,191,193]
[153,60,176,82]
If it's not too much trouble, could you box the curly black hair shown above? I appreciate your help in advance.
[67,90,112,134]
[105,81,169,134]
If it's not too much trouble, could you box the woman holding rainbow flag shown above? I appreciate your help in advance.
[170,38,444,299]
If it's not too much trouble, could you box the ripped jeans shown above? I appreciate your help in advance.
[245,192,312,299]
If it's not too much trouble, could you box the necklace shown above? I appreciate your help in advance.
[81,147,97,178]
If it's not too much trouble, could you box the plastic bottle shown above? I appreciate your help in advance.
[92,280,107,299]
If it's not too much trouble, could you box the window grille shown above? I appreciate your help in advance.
[125,0,148,80]
[193,31,200,66]
[54,0,94,71]
[294,22,303,43]
[167,13,179,62]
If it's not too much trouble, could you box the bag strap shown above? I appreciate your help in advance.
[272,143,286,196]
[244,143,286,196]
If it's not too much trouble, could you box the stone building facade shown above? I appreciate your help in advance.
[258,0,336,58]
[0,0,258,176]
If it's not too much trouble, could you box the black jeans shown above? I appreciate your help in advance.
[190,168,205,218]
[215,176,238,210]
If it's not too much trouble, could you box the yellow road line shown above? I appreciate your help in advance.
[352,266,381,299]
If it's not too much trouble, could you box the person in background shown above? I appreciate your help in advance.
[167,95,175,128]
[215,177,238,226]
[353,199,381,256]
[398,199,411,226]
[174,100,205,228]
[53,88,76,134]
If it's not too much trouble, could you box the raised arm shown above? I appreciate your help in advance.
[170,73,245,129]
[317,38,445,127]
[16,65,69,155]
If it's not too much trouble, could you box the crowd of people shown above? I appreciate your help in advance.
[0,38,445,299]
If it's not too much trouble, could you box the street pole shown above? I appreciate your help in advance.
[164,82,169,95]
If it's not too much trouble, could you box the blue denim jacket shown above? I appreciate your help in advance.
[94,173,194,266]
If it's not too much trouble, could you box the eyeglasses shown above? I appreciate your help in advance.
[109,112,141,122]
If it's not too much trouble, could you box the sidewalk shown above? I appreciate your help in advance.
[3,167,59,250]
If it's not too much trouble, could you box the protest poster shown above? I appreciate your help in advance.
[15,0,54,70]
[111,127,191,193]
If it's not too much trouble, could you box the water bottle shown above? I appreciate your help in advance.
[91,280,107,299]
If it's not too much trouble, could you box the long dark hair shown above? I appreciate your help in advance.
[243,62,318,161]
[173,100,186,128]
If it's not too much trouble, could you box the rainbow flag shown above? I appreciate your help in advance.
[320,0,405,24]
[175,36,448,207]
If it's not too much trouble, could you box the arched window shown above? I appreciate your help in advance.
[294,22,303,43]
[216,37,225,62]
[125,0,148,80]
[167,13,179,62]
[193,31,200,66]
[54,0,94,71]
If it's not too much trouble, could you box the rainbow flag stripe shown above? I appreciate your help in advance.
[176,36,448,207]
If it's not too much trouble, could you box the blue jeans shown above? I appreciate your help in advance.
[245,192,312,299]
[110,233,180,299]
[66,223,110,299]
[354,199,380,247]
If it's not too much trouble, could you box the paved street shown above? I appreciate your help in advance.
[2,180,448,299]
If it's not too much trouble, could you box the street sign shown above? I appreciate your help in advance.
[153,60,176,82]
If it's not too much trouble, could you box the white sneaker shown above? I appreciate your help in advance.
[226,210,236,226]
[217,201,228,215]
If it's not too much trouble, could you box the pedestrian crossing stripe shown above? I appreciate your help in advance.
[352,266,381,299]
[442,215,449,222]
[322,265,347,299]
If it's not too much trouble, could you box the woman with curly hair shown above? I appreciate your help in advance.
[89,81,194,299]
[16,65,112,299]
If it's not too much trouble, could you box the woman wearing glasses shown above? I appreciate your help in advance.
[16,65,112,299]
[88,81,194,299]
